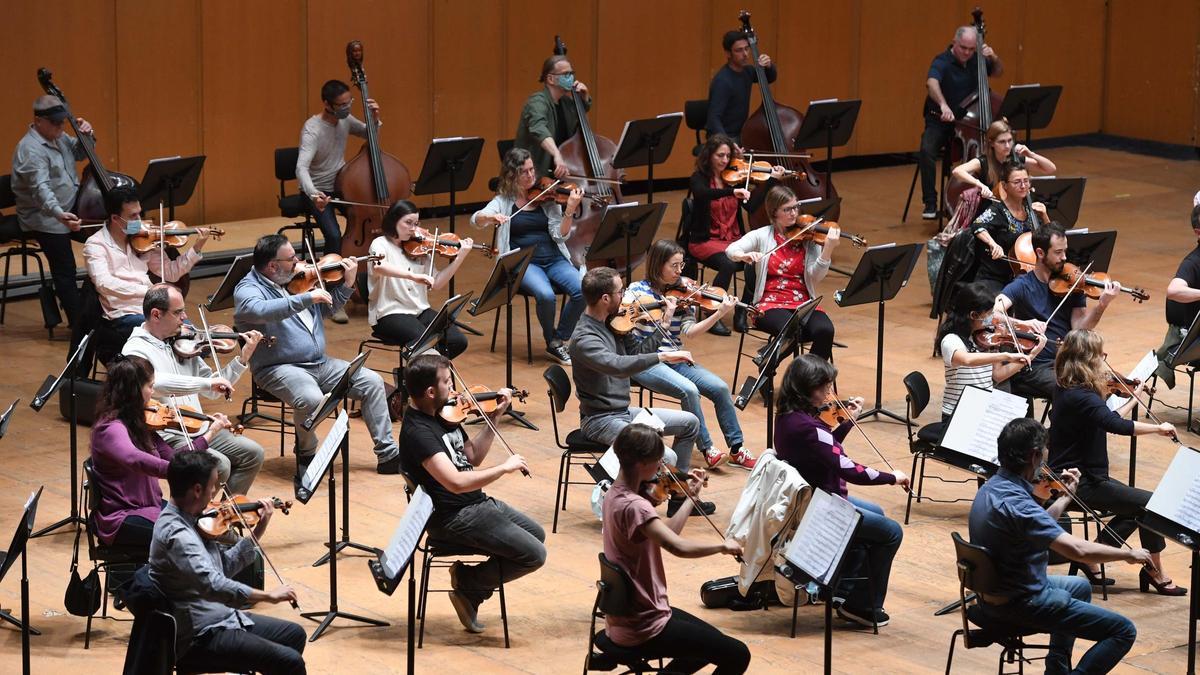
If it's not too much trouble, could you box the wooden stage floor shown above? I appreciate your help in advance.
[0,146,1197,674]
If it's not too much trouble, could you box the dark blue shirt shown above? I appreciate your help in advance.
[508,207,559,262]
[1048,385,1135,479]
[1000,271,1086,366]
[968,468,1065,598]
[923,47,994,121]
[706,63,777,139]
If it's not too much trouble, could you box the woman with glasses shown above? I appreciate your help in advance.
[971,163,1048,295]
[725,185,839,360]
[624,239,756,470]
[952,119,1056,202]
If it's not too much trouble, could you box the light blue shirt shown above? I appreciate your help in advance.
[10,125,85,234]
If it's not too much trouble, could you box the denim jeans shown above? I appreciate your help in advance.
[979,574,1136,675]
[842,496,903,610]
[633,362,742,452]
[581,407,699,471]
[427,497,547,606]
[519,255,583,345]
[303,193,341,255]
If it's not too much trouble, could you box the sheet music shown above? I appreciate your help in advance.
[1106,351,1157,410]
[783,489,859,586]
[1146,446,1200,534]
[940,386,1028,466]
[302,410,349,492]
[597,410,665,480]
[380,487,434,578]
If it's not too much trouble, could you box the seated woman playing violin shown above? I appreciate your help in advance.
[937,281,1046,420]
[725,185,838,359]
[1048,329,1185,596]
[949,118,1056,225]
[368,199,471,359]
[970,162,1048,295]
[602,423,749,674]
[471,147,585,365]
[774,355,909,627]
[624,239,756,471]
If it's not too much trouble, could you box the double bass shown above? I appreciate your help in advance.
[945,7,1003,213]
[551,36,627,269]
[335,41,413,261]
[736,11,837,226]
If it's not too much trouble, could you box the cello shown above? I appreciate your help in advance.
[735,11,837,226]
[334,40,413,261]
[551,36,627,269]
[946,7,1002,211]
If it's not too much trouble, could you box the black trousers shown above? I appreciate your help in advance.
[1076,475,1166,554]
[112,515,155,549]
[1007,361,1057,400]
[176,613,307,675]
[629,606,750,675]
[372,308,468,359]
[754,307,835,360]
[31,230,81,326]
[919,119,954,210]
[698,252,756,304]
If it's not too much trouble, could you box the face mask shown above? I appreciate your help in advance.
[330,105,351,120]
[556,73,575,92]
[123,218,143,235]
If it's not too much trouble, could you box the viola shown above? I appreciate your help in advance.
[816,394,856,428]
[1048,262,1149,303]
[1105,373,1153,397]
[286,253,382,295]
[128,221,225,254]
[720,158,801,186]
[972,324,1041,353]
[439,386,529,425]
[447,364,531,477]
[665,278,759,315]
[401,228,496,260]
[197,495,292,540]
[785,214,867,248]
[169,325,275,360]
[609,293,667,335]
[639,463,702,505]
[144,398,244,436]
[525,176,606,208]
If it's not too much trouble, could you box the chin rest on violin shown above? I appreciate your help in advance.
[197,495,292,539]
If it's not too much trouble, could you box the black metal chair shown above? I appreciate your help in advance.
[0,174,53,335]
[583,553,668,674]
[683,99,709,155]
[415,535,510,649]
[946,532,1049,674]
[81,459,149,649]
[273,147,317,255]
[238,378,293,457]
[901,371,965,525]
[543,365,609,533]
[356,337,407,413]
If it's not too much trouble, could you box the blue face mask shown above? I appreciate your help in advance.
[556,73,575,92]
[122,217,143,235]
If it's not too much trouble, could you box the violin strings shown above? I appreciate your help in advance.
[630,295,685,354]
[303,238,328,294]
[1100,358,1179,444]
[516,180,562,213]
[217,483,301,610]
[1043,260,1092,328]
[196,305,229,400]
[658,460,739,561]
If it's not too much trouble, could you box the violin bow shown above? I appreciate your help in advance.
[302,237,328,295]
[158,202,167,277]
[446,363,530,477]
[741,152,754,194]
[657,459,742,563]
[216,483,301,610]
[516,179,562,214]
[196,305,231,401]
[1100,357,1180,444]
[831,398,914,496]
[995,308,1031,368]
[627,294,685,355]
[758,217,822,261]
[1042,260,1093,329]
[166,396,200,446]
[427,224,439,278]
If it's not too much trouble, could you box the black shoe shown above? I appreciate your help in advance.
[733,306,748,334]
[377,455,401,475]
[1069,563,1116,587]
[545,342,572,365]
[837,605,889,627]
[666,497,716,517]
[708,319,731,337]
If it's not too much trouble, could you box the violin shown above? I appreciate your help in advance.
[609,294,667,335]
[666,278,760,315]
[639,463,703,505]
[144,398,244,436]
[128,221,225,254]
[440,386,529,425]
[1048,262,1149,303]
[1105,373,1153,397]
[720,158,801,186]
[169,325,275,360]
[197,495,292,540]
[447,364,531,477]
[525,176,605,208]
[785,214,868,248]
[401,228,496,260]
[286,253,382,295]
[817,394,856,428]
[972,324,1042,353]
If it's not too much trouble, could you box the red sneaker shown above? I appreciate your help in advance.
[729,448,757,470]
[704,448,727,469]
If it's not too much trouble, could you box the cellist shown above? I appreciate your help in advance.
[514,55,591,179]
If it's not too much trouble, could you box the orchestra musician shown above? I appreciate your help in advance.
[969,418,1149,674]
[150,451,305,675]
[233,234,399,476]
[625,239,755,470]
[10,94,92,327]
[121,283,265,495]
[514,54,591,179]
[969,163,1048,295]
[567,267,708,517]
[705,29,775,144]
[368,200,470,359]
[601,423,749,674]
[725,185,838,359]
[950,118,1057,203]
[398,354,545,634]
[774,355,907,628]
[1153,203,1200,387]
[1048,329,1185,595]
[471,148,585,365]
[919,25,1003,220]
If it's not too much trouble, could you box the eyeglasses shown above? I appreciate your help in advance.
[780,204,801,213]
[169,307,186,317]
[668,262,686,271]
[1008,179,1031,187]
[273,254,300,263]
[555,70,575,77]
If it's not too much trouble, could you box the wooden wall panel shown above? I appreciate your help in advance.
[774,1,859,155]
[1018,0,1105,137]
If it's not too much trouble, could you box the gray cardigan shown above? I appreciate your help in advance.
[724,225,830,303]
[233,268,353,371]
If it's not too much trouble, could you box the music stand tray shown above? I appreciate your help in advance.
[586,202,667,284]
[1064,229,1116,273]
[0,399,18,440]
[1029,177,1086,228]
[469,248,535,318]
[413,137,484,197]
[404,293,474,361]
[205,254,254,312]
[613,114,682,204]
[997,84,1062,144]
[138,155,205,221]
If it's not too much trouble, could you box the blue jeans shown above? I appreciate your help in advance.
[633,362,742,452]
[842,497,903,610]
[519,256,583,345]
[980,575,1136,675]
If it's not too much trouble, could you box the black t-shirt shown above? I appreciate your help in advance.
[971,200,1029,285]
[1166,245,1200,327]
[399,406,485,514]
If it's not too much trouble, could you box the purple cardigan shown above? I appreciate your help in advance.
[88,416,208,545]
[774,410,895,498]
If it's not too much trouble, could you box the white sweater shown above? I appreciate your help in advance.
[122,325,248,415]
[724,449,812,598]
[724,225,830,303]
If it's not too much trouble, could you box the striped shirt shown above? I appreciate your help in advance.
[941,333,993,416]
[623,280,695,353]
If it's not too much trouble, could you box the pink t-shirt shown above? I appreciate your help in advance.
[602,482,671,646]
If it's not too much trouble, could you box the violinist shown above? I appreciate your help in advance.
[398,354,544,634]
[970,163,1048,295]
[725,185,837,359]
[937,282,1046,420]
[625,239,755,471]
[150,451,305,675]
[774,355,907,628]
[950,118,1056,204]
[705,29,775,143]
[969,418,1148,674]
[994,221,1120,399]
[1048,330,1184,595]
[601,424,749,674]
[514,55,591,179]
[121,284,265,495]
[919,25,1002,220]
[234,234,400,476]
[368,200,469,359]
[1153,204,1200,388]
[471,148,584,364]
[10,95,93,326]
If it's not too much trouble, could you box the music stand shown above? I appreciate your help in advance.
[798,197,841,221]
[368,486,433,674]
[2,487,42,675]
[403,293,474,361]
[792,99,862,200]
[469,249,537,430]
[586,202,667,286]
[204,253,254,312]
[734,297,820,446]
[997,84,1062,145]
[29,331,92,538]
[1029,177,1086,228]
[138,155,205,221]
[413,137,484,296]
[0,399,17,440]
[1065,230,1116,273]
[835,243,924,423]
[612,113,682,205]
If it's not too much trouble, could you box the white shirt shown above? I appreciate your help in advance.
[940,332,993,416]
[367,236,432,324]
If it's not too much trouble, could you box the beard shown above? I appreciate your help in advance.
[267,266,294,286]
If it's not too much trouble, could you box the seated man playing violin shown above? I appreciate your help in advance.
[122,283,265,496]
[234,234,400,476]
[150,451,305,675]
[993,221,1121,400]
[969,418,1149,675]
[398,353,545,634]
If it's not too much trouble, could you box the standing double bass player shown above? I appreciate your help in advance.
[514,53,591,180]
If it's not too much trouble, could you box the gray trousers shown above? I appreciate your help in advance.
[427,497,546,606]
[581,407,699,471]
[253,358,397,462]
[165,428,264,496]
